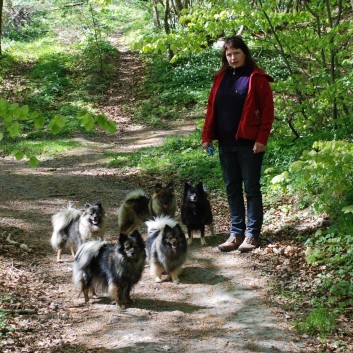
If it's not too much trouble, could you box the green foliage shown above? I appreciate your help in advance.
[295,306,336,337]
[304,225,353,310]
[0,99,116,165]
[108,130,223,191]
[0,309,9,338]
[135,50,219,125]
[137,0,353,140]
[271,140,353,214]
[0,1,123,164]
[3,3,50,42]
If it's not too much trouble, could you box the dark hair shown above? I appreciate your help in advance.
[219,36,258,73]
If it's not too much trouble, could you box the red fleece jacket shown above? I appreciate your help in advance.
[202,68,274,146]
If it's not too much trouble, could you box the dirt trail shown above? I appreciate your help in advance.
[0,36,308,353]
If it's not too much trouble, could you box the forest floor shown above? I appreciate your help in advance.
[1,34,350,353]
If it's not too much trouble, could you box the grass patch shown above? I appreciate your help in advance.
[107,130,223,191]
[295,306,336,337]
[0,138,82,159]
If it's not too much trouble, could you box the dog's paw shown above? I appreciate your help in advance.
[155,277,162,283]
[201,238,207,246]
[172,277,180,284]
[116,303,127,311]
[187,238,193,246]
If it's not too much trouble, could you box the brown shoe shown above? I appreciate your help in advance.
[238,236,259,253]
[218,235,245,252]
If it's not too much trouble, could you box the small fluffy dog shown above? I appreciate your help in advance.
[51,201,106,262]
[181,182,215,245]
[145,216,187,283]
[72,230,146,308]
[118,183,177,234]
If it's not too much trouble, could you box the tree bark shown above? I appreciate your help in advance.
[151,0,161,28]
[163,0,174,59]
[0,0,3,56]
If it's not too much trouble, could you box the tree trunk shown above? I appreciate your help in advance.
[151,0,161,28]
[0,0,3,56]
[163,0,174,59]
[173,0,184,14]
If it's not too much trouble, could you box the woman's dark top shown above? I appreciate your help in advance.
[215,66,254,147]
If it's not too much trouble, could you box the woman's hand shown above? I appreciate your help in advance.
[253,142,266,153]
[202,142,212,152]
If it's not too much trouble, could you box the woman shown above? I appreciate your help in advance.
[202,36,274,253]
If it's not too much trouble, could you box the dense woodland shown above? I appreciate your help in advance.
[0,0,352,352]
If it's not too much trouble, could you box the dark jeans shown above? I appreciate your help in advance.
[219,146,264,238]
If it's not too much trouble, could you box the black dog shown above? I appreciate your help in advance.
[72,230,146,308]
[181,182,215,245]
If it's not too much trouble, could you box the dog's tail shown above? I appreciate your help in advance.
[124,189,148,201]
[118,189,150,231]
[50,203,82,250]
[72,240,107,286]
[145,215,178,234]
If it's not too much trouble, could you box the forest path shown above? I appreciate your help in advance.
[0,33,308,353]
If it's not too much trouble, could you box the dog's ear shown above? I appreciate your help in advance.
[154,183,162,191]
[117,233,128,253]
[94,201,103,208]
[118,232,128,243]
[163,224,172,234]
[130,230,145,247]
[174,223,184,235]
[196,182,203,190]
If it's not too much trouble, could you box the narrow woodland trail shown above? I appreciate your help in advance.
[0,34,310,353]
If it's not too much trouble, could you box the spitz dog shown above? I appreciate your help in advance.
[149,182,176,217]
[72,230,146,308]
[51,201,106,262]
[181,182,215,246]
[118,189,150,234]
[118,183,177,234]
[145,216,187,283]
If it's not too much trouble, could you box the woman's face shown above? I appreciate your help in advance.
[225,47,246,69]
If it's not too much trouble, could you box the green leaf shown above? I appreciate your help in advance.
[33,114,45,129]
[81,114,95,131]
[342,205,353,214]
[48,115,67,134]
[7,122,21,138]
[28,155,40,168]
[14,150,24,160]
[271,171,289,184]
[96,114,116,133]
[18,105,30,120]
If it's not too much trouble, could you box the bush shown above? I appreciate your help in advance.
[271,140,353,215]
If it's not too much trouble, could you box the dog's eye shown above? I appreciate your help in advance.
[124,242,133,251]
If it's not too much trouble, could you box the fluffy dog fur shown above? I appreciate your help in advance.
[145,216,187,283]
[51,201,106,262]
[118,183,177,234]
[72,230,146,307]
[181,182,215,246]
[118,189,150,234]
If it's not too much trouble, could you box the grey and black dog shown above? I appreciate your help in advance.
[145,215,187,283]
[51,201,106,262]
[72,230,146,307]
